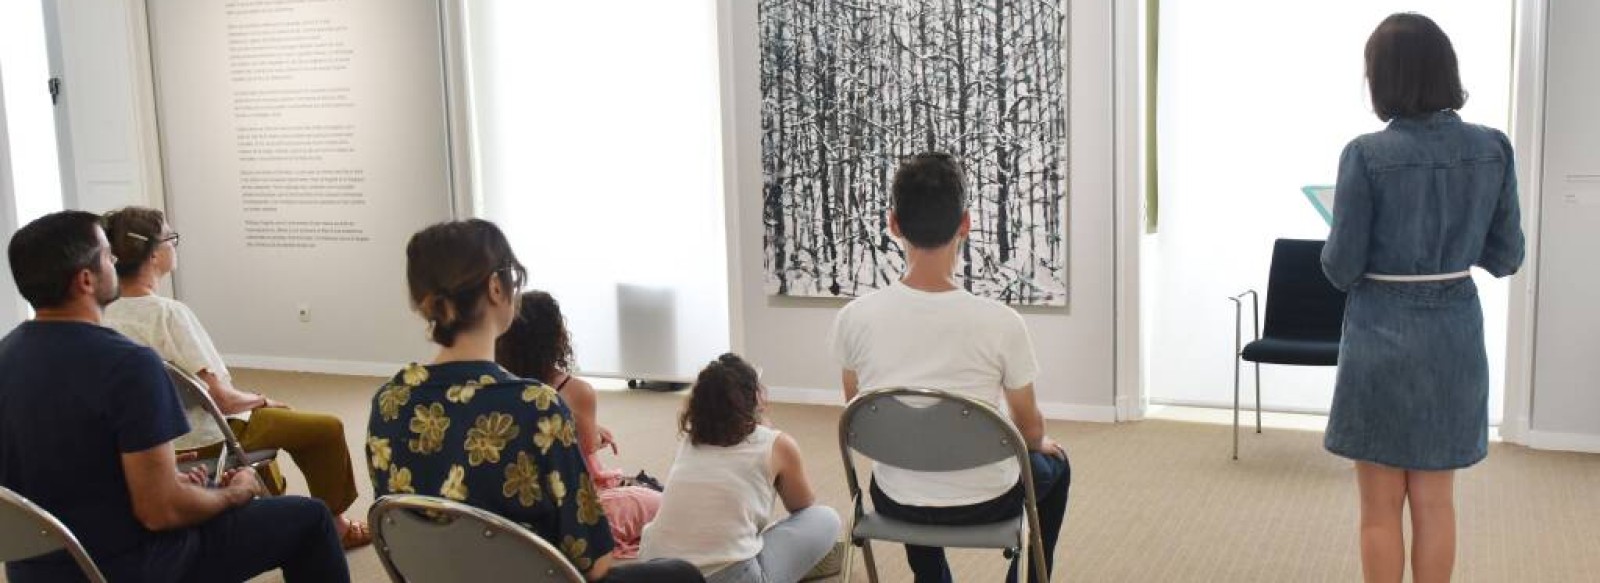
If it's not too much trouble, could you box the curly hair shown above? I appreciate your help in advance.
[679,353,764,447]
[495,291,574,383]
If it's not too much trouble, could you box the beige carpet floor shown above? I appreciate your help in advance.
[17,368,1600,582]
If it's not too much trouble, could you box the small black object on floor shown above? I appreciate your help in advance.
[626,379,690,392]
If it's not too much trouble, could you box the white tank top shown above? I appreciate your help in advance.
[639,425,779,575]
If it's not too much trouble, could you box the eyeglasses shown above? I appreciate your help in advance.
[496,260,527,292]
[158,232,181,247]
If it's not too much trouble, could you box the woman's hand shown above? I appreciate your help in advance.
[594,426,618,455]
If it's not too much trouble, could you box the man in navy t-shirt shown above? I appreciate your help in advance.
[0,211,349,582]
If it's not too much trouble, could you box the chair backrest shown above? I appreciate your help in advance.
[163,362,246,458]
[1261,239,1347,342]
[0,486,108,583]
[369,494,585,583]
[840,388,1026,473]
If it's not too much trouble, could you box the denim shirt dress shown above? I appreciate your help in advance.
[1321,110,1525,470]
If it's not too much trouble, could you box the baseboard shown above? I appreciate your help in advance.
[765,385,1117,423]
[1149,397,1332,417]
[1040,402,1118,423]
[764,385,847,407]
[1115,394,1145,421]
[1524,429,1600,454]
[225,354,402,378]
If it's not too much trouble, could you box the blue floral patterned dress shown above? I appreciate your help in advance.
[367,361,614,570]
[1322,111,1525,471]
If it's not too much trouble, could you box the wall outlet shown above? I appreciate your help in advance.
[296,303,311,323]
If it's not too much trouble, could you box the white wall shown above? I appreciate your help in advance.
[1527,0,1600,452]
[718,0,1121,420]
[145,0,455,375]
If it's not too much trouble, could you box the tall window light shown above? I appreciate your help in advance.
[464,2,730,381]
[0,0,65,225]
[1,0,66,330]
[1149,2,1515,419]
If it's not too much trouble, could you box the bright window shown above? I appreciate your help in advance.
[464,2,730,381]
[1149,2,1515,419]
[0,0,64,224]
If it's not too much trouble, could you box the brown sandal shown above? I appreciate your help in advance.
[338,517,373,550]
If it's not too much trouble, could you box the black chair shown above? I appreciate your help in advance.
[1228,239,1347,460]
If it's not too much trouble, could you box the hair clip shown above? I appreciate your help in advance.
[126,232,149,241]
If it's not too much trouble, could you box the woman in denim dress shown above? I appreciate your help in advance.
[1322,13,1524,583]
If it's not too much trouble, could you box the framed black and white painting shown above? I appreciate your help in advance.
[760,0,1070,306]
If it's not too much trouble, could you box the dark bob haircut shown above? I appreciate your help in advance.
[1365,13,1466,122]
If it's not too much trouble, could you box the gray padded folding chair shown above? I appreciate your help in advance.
[164,362,280,490]
[0,485,108,583]
[838,388,1048,583]
[369,494,586,583]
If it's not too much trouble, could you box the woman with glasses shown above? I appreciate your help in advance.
[368,219,700,582]
[100,206,372,549]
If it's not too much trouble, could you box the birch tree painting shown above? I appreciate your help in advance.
[761,0,1069,306]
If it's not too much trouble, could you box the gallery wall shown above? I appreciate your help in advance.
[719,0,1122,419]
[146,0,455,373]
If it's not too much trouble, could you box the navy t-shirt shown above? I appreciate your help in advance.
[0,320,188,568]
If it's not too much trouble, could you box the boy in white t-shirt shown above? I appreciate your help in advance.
[830,153,1071,583]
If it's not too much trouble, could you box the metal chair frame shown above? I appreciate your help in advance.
[837,387,1049,583]
[369,494,586,583]
[0,485,108,583]
[164,362,279,490]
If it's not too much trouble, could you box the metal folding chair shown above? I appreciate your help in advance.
[369,494,586,583]
[163,362,280,491]
[838,388,1048,583]
[0,485,108,583]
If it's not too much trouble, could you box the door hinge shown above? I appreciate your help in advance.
[48,77,61,105]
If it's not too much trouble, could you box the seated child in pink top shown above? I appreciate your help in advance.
[496,291,661,558]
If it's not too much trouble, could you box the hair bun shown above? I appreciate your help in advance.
[421,293,460,328]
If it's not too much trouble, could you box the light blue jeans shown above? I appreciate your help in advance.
[705,506,841,583]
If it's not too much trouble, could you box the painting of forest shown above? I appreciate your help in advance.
[760,0,1069,306]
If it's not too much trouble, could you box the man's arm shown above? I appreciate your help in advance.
[1002,383,1047,451]
[1001,384,1067,459]
[842,369,860,402]
[121,441,258,531]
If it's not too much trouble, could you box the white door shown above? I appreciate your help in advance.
[41,0,162,213]
[1529,0,1600,446]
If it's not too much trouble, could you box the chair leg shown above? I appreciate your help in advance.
[861,540,880,583]
[1029,523,1049,583]
[840,540,855,583]
[840,511,858,583]
[1254,362,1263,434]
[1017,540,1029,583]
[1233,353,1241,460]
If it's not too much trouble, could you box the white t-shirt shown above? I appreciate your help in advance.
[103,294,239,447]
[830,281,1039,507]
[639,425,779,575]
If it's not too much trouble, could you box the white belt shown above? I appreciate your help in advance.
[1364,270,1470,282]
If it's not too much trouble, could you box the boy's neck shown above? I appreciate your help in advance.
[900,243,960,293]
